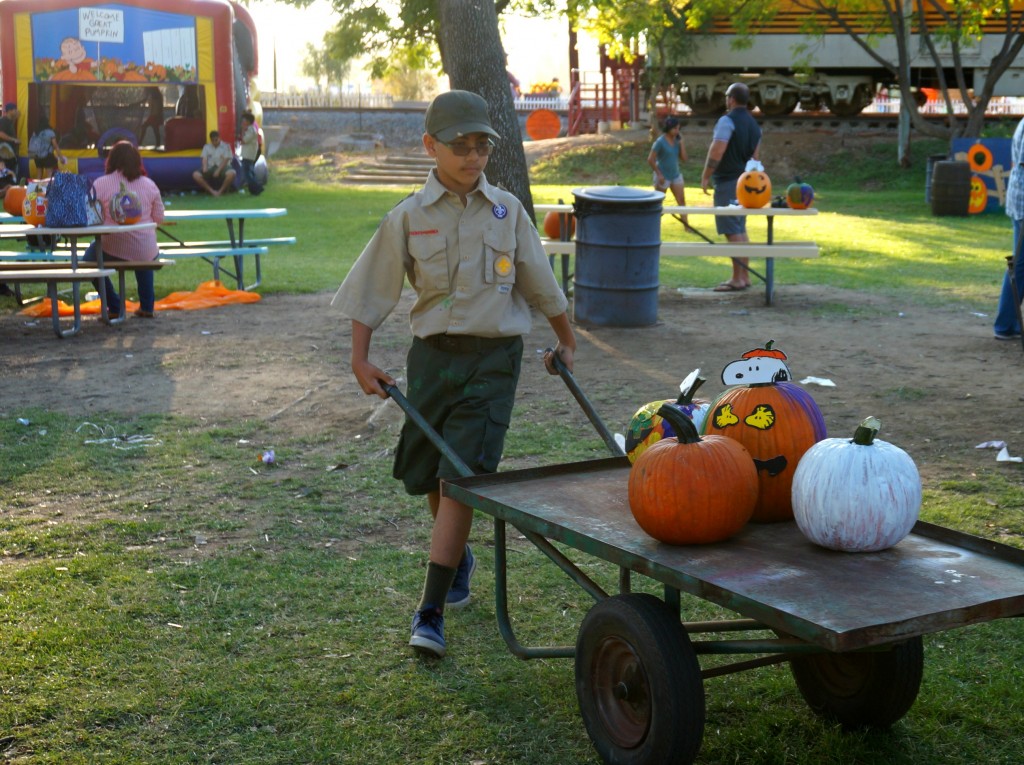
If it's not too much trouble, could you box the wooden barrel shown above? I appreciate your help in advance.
[930,160,971,217]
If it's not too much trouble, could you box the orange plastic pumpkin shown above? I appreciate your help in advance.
[968,175,987,214]
[3,183,26,216]
[542,210,575,240]
[736,169,772,208]
[628,404,758,545]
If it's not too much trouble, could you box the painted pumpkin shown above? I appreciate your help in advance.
[22,189,47,226]
[785,181,814,210]
[109,180,142,224]
[625,369,711,464]
[702,341,826,522]
[792,417,921,552]
[968,175,987,215]
[3,183,26,216]
[542,210,575,239]
[628,404,758,545]
[737,169,772,208]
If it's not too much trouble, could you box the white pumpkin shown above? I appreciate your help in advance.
[792,417,921,552]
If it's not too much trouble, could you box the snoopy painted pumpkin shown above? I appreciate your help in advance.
[702,340,826,522]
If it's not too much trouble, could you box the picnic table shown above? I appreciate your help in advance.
[159,207,293,290]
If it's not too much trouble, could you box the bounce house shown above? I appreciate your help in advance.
[0,0,259,191]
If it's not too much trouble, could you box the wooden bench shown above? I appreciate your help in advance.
[539,239,819,305]
[1,267,114,338]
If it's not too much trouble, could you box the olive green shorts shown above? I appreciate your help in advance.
[393,334,523,495]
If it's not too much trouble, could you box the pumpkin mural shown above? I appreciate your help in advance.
[785,179,814,210]
[109,181,142,224]
[542,210,575,240]
[736,160,771,208]
[792,416,921,552]
[624,369,711,464]
[702,341,826,522]
[628,404,759,545]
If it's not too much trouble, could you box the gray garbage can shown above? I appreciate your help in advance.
[572,186,664,327]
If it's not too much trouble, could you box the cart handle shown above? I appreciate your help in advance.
[546,348,627,458]
[382,383,476,479]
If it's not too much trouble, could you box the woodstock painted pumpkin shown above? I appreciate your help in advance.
[793,417,921,552]
[785,180,814,210]
[22,188,47,226]
[737,166,772,208]
[625,369,711,464]
[628,404,758,545]
[109,180,142,224]
[542,210,575,240]
[702,341,826,523]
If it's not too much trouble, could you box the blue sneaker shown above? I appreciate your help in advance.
[446,545,476,609]
[409,605,446,658]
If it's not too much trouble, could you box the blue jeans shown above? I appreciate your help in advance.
[994,217,1024,335]
[81,239,155,314]
[241,158,262,195]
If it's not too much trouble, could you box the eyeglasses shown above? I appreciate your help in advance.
[435,138,495,156]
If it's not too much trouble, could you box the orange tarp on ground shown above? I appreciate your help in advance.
[19,280,261,318]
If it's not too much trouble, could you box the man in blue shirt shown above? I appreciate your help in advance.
[700,83,762,292]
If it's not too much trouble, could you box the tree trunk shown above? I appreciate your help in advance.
[437,0,535,220]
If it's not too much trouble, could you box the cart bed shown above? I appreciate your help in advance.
[444,457,1024,652]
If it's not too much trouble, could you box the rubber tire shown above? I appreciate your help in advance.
[575,594,705,765]
[789,636,924,729]
[96,127,138,158]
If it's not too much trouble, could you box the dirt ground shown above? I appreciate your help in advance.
[2,132,1023,488]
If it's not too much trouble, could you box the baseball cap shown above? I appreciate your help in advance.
[3,103,16,112]
[425,90,499,142]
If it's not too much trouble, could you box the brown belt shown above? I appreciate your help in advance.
[418,334,516,353]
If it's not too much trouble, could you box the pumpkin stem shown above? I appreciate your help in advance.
[657,403,701,445]
[764,339,775,351]
[675,372,706,406]
[852,416,881,446]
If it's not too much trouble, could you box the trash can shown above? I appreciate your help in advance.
[925,153,948,204]
[930,160,971,216]
[572,186,664,327]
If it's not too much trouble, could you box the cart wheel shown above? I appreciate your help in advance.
[789,636,923,729]
[575,594,705,765]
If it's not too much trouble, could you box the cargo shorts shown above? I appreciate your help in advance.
[714,179,747,236]
[393,334,523,495]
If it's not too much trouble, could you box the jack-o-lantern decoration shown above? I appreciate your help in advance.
[542,210,575,240]
[625,369,711,464]
[736,160,772,209]
[702,340,826,522]
[968,175,987,215]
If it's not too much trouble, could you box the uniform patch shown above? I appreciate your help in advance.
[492,203,508,219]
[494,254,513,277]
[498,284,512,294]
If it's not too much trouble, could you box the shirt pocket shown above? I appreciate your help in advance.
[407,233,449,291]
[483,229,516,285]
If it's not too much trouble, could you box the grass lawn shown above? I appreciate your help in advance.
[2,135,1023,764]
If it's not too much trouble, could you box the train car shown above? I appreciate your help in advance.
[665,1,1024,116]
[0,0,259,190]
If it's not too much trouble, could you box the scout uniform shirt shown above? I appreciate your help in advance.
[334,170,568,338]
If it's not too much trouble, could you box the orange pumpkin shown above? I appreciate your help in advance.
[3,183,26,216]
[702,380,826,522]
[542,210,575,239]
[23,190,47,226]
[737,169,772,208]
[628,404,758,544]
[968,175,987,214]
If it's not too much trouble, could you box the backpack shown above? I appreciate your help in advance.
[28,129,54,159]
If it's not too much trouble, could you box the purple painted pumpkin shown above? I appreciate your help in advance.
[109,181,142,225]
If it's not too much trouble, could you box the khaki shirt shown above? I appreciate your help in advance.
[333,170,568,338]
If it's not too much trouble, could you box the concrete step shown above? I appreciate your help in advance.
[345,174,425,184]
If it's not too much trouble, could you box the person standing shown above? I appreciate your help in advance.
[192,130,236,196]
[700,82,762,292]
[28,115,67,179]
[333,90,576,659]
[995,116,1024,341]
[648,116,688,224]
[238,111,263,196]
